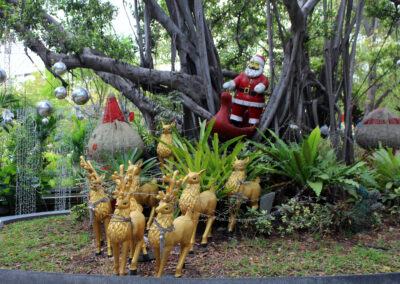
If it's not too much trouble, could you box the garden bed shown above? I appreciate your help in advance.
[1,215,400,278]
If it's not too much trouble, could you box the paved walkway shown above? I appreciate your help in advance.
[1,269,400,284]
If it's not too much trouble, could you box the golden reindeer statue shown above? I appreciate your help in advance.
[148,171,194,278]
[180,169,217,252]
[225,157,261,235]
[125,161,151,262]
[134,178,159,231]
[157,121,175,168]
[80,156,112,257]
[107,164,146,276]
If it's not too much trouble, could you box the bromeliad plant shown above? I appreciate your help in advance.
[96,148,158,183]
[251,127,366,198]
[152,120,258,199]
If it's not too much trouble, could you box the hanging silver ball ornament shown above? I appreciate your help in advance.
[320,125,329,136]
[74,105,84,120]
[397,59,400,67]
[76,111,84,120]
[54,86,67,99]
[42,118,49,125]
[0,68,6,83]
[72,87,90,105]
[2,109,14,124]
[36,100,54,117]
[53,61,67,76]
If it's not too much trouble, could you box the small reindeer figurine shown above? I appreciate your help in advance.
[148,171,194,277]
[180,169,217,251]
[157,121,175,168]
[107,163,146,276]
[134,178,159,231]
[225,156,261,234]
[80,156,112,257]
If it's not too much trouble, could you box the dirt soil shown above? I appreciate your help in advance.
[60,217,400,278]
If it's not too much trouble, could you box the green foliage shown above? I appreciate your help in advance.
[36,114,57,143]
[368,146,400,191]
[70,116,86,168]
[0,160,17,210]
[278,198,333,235]
[245,208,275,235]
[155,120,256,199]
[70,201,88,222]
[251,127,367,197]
[96,148,157,181]
[367,146,400,216]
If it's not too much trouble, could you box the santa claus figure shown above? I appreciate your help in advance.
[223,55,269,125]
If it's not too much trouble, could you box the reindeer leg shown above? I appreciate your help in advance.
[120,241,129,276]
[227,208,237,234]
[201,216,215,247]
[93,219,102,256]
[103,217,112,257]
[153,246,161,275]
[251,202,259,211]
[111,242,120,275]
[156,246,173,277]
[189,212,199,254]
[128,241,134,264]
[130,238,144,275]
[141,241,149,261]
[146,206,156,231]
[175,244,190,278]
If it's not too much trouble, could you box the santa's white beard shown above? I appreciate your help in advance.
[244,66,263,78]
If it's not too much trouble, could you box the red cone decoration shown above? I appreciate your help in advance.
[87,93,144,162]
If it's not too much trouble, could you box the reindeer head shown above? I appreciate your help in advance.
[80,156,105,191]
[161,121,176,134]
[114,191,131,209]
[111,165,135,209]
[182,168,205,185]
[155,170,182,214]
[126,160,142,178]
[231,156,249,171]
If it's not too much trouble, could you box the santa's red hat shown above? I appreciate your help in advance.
[250,55,265,67]
[102,93,126,123]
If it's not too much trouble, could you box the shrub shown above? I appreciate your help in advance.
[250,127,369,199]
[71,201,88,222]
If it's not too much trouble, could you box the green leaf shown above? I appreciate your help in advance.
[386,182,393,189]
[307,127,321,163]
[302,140,312,164]
[307,180,323,196]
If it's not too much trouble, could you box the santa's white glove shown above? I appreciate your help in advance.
[223,80,236,90]
[254,83,266,94]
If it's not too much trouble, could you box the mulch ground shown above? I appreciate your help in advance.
[60,217,400,278]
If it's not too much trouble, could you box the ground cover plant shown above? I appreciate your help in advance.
[1,215,400,277]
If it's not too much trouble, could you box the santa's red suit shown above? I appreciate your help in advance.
[223,55,269,125]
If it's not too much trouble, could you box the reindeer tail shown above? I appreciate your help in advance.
[209,186,216,193]
[254,176,261,183]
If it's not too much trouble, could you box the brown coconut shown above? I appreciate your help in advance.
[355,108,400,150]
[87,93,144,163]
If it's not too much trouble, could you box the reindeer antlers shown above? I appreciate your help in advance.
[159,170,182,202]
[80,156,105,187]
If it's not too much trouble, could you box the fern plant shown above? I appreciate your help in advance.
[368,146,400,190]
[251,127,366,197]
